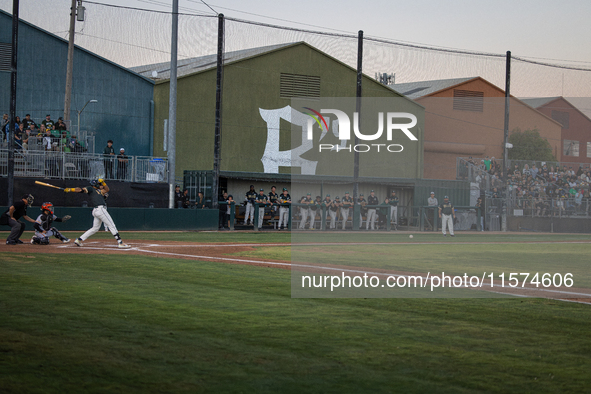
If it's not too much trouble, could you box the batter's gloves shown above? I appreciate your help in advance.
[64,188,74,193]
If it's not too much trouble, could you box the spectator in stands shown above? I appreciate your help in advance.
[575,189,584,213]
[55,117,67,131]
[41,114,54,130]
[219,191,229,229]
[59,131,70,152]
[530,164,538,179]
[22,114,36,129]
[522,163,531,177]
[14,122,24,149]
[103,140,115,179]
[174,185,183,209]
[42,128,59,178]
[1,114,8,140]
[195,192,205,209]
[117,148,128,180]
[484,156,491,171]
[182,189,190,209]
[29,123,39,137]
[21,125,33,150]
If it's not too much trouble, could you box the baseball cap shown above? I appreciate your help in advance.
[326,194,330,197]
[307,193,311,195]
[120,148,125,151]
[283,188,288,191]
[345,191,349,194]
[260,188,264,191]
[360,193,364,196]
[430,191,434,194]
[370,190,375,192]
[335,196,340,199]
[444,195,449,199]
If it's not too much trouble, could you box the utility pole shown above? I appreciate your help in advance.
[501,51,511,232]
[167,0,178,208]
[212,14,225,209]
[63,0,76,122]
[7,0,20,207]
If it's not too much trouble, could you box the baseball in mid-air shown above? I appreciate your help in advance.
[409,234,413,239]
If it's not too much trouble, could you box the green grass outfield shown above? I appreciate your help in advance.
[1,232,591,392]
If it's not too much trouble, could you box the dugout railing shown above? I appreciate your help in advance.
[0,148,168,183]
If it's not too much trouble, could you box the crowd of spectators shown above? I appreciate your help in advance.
[2,113,87,153]
[462,156,591,217]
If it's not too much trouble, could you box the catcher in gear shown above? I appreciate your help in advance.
[31,202,71,244]
[64,178,130,249]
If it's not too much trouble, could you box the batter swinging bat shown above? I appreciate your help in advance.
[34,181,65,191]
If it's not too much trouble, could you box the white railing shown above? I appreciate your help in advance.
[0,149,168,183]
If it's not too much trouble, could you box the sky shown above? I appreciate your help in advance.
[93,0,591,65]
[1,0,590,100]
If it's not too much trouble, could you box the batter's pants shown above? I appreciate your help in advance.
[80,206,120,241]
[442,214,454,235]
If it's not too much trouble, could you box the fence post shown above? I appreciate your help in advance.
[229,201,235,231]
[253,202,259,232]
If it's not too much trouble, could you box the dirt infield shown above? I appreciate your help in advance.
[2,238,590,303]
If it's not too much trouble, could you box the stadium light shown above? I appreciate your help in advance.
[77,99,98,133]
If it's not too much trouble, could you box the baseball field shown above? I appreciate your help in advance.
[1,231,590,393]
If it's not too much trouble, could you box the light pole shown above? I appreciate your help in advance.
[77,99,97,133]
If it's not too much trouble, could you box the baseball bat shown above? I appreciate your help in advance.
[34,181,65,191]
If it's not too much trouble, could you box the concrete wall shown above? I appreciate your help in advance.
[0,10,154,156]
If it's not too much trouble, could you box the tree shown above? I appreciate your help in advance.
[508,127,556,161]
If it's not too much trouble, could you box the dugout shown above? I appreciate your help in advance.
[183,170,471,229]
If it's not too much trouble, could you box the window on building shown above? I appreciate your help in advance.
[587,142,591,158]
[563,139,579,157]
[280,73,320,99]
[551,110,570,129]
[453,89,484,112]
[0,42,11,72]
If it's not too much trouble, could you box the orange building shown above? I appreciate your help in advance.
[522,97,591,166]
[393,77,563,180]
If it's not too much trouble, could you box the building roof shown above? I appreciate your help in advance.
[0,9,154,85]
[520,97,561,109]
[391,77,476,99]
[130,43,294,80]
[521,96,591,124]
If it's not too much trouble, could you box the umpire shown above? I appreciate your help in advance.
[1,194,37,245]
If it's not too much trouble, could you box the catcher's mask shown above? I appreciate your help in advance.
[41,202,54,214]
[22,193,34,207]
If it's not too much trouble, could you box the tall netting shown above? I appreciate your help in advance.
[2,0,590,298]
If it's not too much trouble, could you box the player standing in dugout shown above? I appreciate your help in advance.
[439,195,456,237]
[64,178,131,248]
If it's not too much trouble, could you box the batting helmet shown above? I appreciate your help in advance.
[90,179,100,188]
[41,202,54,214]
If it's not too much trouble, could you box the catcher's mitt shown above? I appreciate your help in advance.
[62,215,72,222]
